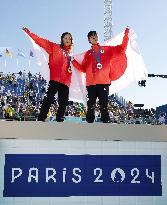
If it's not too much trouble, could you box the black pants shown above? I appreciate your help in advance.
[38,80,69,122]
[86,84,110,123]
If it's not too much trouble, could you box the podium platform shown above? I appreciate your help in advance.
[0,122,167,205]
[0,121,167,141]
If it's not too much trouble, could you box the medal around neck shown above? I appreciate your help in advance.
[97,63,102,69]
[68,66,72,73]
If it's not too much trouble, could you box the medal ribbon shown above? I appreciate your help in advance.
[63,48,71,69]
[91,46,101,64]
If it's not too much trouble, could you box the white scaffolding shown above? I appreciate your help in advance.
[104,0,113,41]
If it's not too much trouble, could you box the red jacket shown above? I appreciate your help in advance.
[72,28,129,86]
[24,29,72,87]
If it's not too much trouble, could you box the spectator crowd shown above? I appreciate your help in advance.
[0,71,166,124]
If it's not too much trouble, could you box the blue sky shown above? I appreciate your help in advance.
[0,0,167,108]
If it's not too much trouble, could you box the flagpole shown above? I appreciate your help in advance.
[16,58,19,67]
[4,58,6,68]
[29,58,31,67]
[29,50,34,67]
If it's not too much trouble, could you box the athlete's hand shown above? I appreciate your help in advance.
[22,27,29,33]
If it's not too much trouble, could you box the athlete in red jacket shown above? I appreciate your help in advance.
[23,27,73,122]
[72,27,129,123]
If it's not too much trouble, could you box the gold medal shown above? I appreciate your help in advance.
[68,66,72,73]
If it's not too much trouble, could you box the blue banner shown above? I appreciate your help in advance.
[4,154,162,197]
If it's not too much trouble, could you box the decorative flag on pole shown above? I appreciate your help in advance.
[17,49,26,57]
[5,49,13,58]
[17,49,26,66]
[29,50,34,67]
[4,48,13,68]
[30,50,34,57]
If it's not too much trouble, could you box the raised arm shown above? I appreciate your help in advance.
[107,27,130,57]
[120,27,129,50]
[22,27,53,54]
